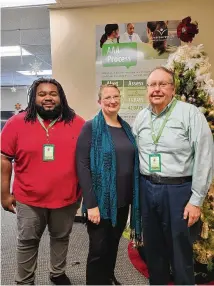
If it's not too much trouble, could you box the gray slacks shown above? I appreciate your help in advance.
[15,200,79,284]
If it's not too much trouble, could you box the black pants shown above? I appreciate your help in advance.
[140,176,199,285]
[86,205,129,285]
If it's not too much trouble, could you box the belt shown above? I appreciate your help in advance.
[143,174,192,185]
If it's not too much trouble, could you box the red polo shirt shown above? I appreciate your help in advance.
[1,112,85,208]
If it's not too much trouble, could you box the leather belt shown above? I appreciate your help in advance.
[143,174,192,185]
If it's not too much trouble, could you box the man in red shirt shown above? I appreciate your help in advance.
[1,78,85,285]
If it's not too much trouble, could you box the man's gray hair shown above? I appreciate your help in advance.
[147,66,175,85]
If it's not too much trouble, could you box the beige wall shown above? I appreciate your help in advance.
[50,0,214,120]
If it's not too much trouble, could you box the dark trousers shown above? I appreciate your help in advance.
[86,205,129,285]
[140,176,199,285]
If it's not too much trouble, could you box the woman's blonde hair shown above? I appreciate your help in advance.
[98,84,120,100]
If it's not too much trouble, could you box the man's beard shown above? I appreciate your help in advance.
[36,104,62,120]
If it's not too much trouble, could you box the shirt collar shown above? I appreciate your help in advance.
[37,113,62,122]
[147,97,175,116]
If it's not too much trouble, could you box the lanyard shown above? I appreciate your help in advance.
[151,99,177,146]
[37,114,58,142]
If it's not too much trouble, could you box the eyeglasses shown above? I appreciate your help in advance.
[147,82,173,89]
[102,95,121,103]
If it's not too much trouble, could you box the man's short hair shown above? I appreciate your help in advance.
[147,66,175,85]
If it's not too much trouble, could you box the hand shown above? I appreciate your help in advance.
[183,202,201,227]
[88,207,100,225]
[1,194,16,214]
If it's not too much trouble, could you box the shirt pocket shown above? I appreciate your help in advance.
[163,119,190,150]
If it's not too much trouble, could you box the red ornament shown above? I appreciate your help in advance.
[177,16,199,42]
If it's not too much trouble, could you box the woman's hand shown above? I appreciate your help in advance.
[88,207,100,224]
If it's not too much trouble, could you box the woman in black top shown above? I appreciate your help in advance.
[76,84,141,285]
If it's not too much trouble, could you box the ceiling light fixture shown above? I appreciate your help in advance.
[17,70,52,76]
[0,0,56,8]
[0,46,32,57]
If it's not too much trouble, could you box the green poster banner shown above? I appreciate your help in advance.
[96,21,181,125]
[102,43,137,68]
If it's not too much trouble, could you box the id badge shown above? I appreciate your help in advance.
[149,153,161,172]
[43,144,55,161]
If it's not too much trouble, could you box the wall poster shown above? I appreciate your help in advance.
[96,20,181,125]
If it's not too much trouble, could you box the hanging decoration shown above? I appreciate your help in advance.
[29,58,42,76]
[19,29,24,65]
[11,72,16,92]
[11,86,17,92]
[15,103,22,110]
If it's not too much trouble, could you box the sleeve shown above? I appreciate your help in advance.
[1,116,17,159]
[76,120,98,209]
[188,109,213,206]
[132,111,141,139]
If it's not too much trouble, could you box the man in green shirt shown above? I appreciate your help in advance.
[133,67,213,285]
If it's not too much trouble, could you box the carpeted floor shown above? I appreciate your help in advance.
[1,210,148,285]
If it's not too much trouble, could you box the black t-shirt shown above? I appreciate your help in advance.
[76,120,135,209]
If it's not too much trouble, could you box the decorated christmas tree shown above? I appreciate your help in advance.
[166,44,214,138]
[165,17,214,273]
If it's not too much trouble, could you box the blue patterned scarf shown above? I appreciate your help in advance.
[90,110,141,241]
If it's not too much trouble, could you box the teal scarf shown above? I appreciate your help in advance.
[90,110,141,241]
